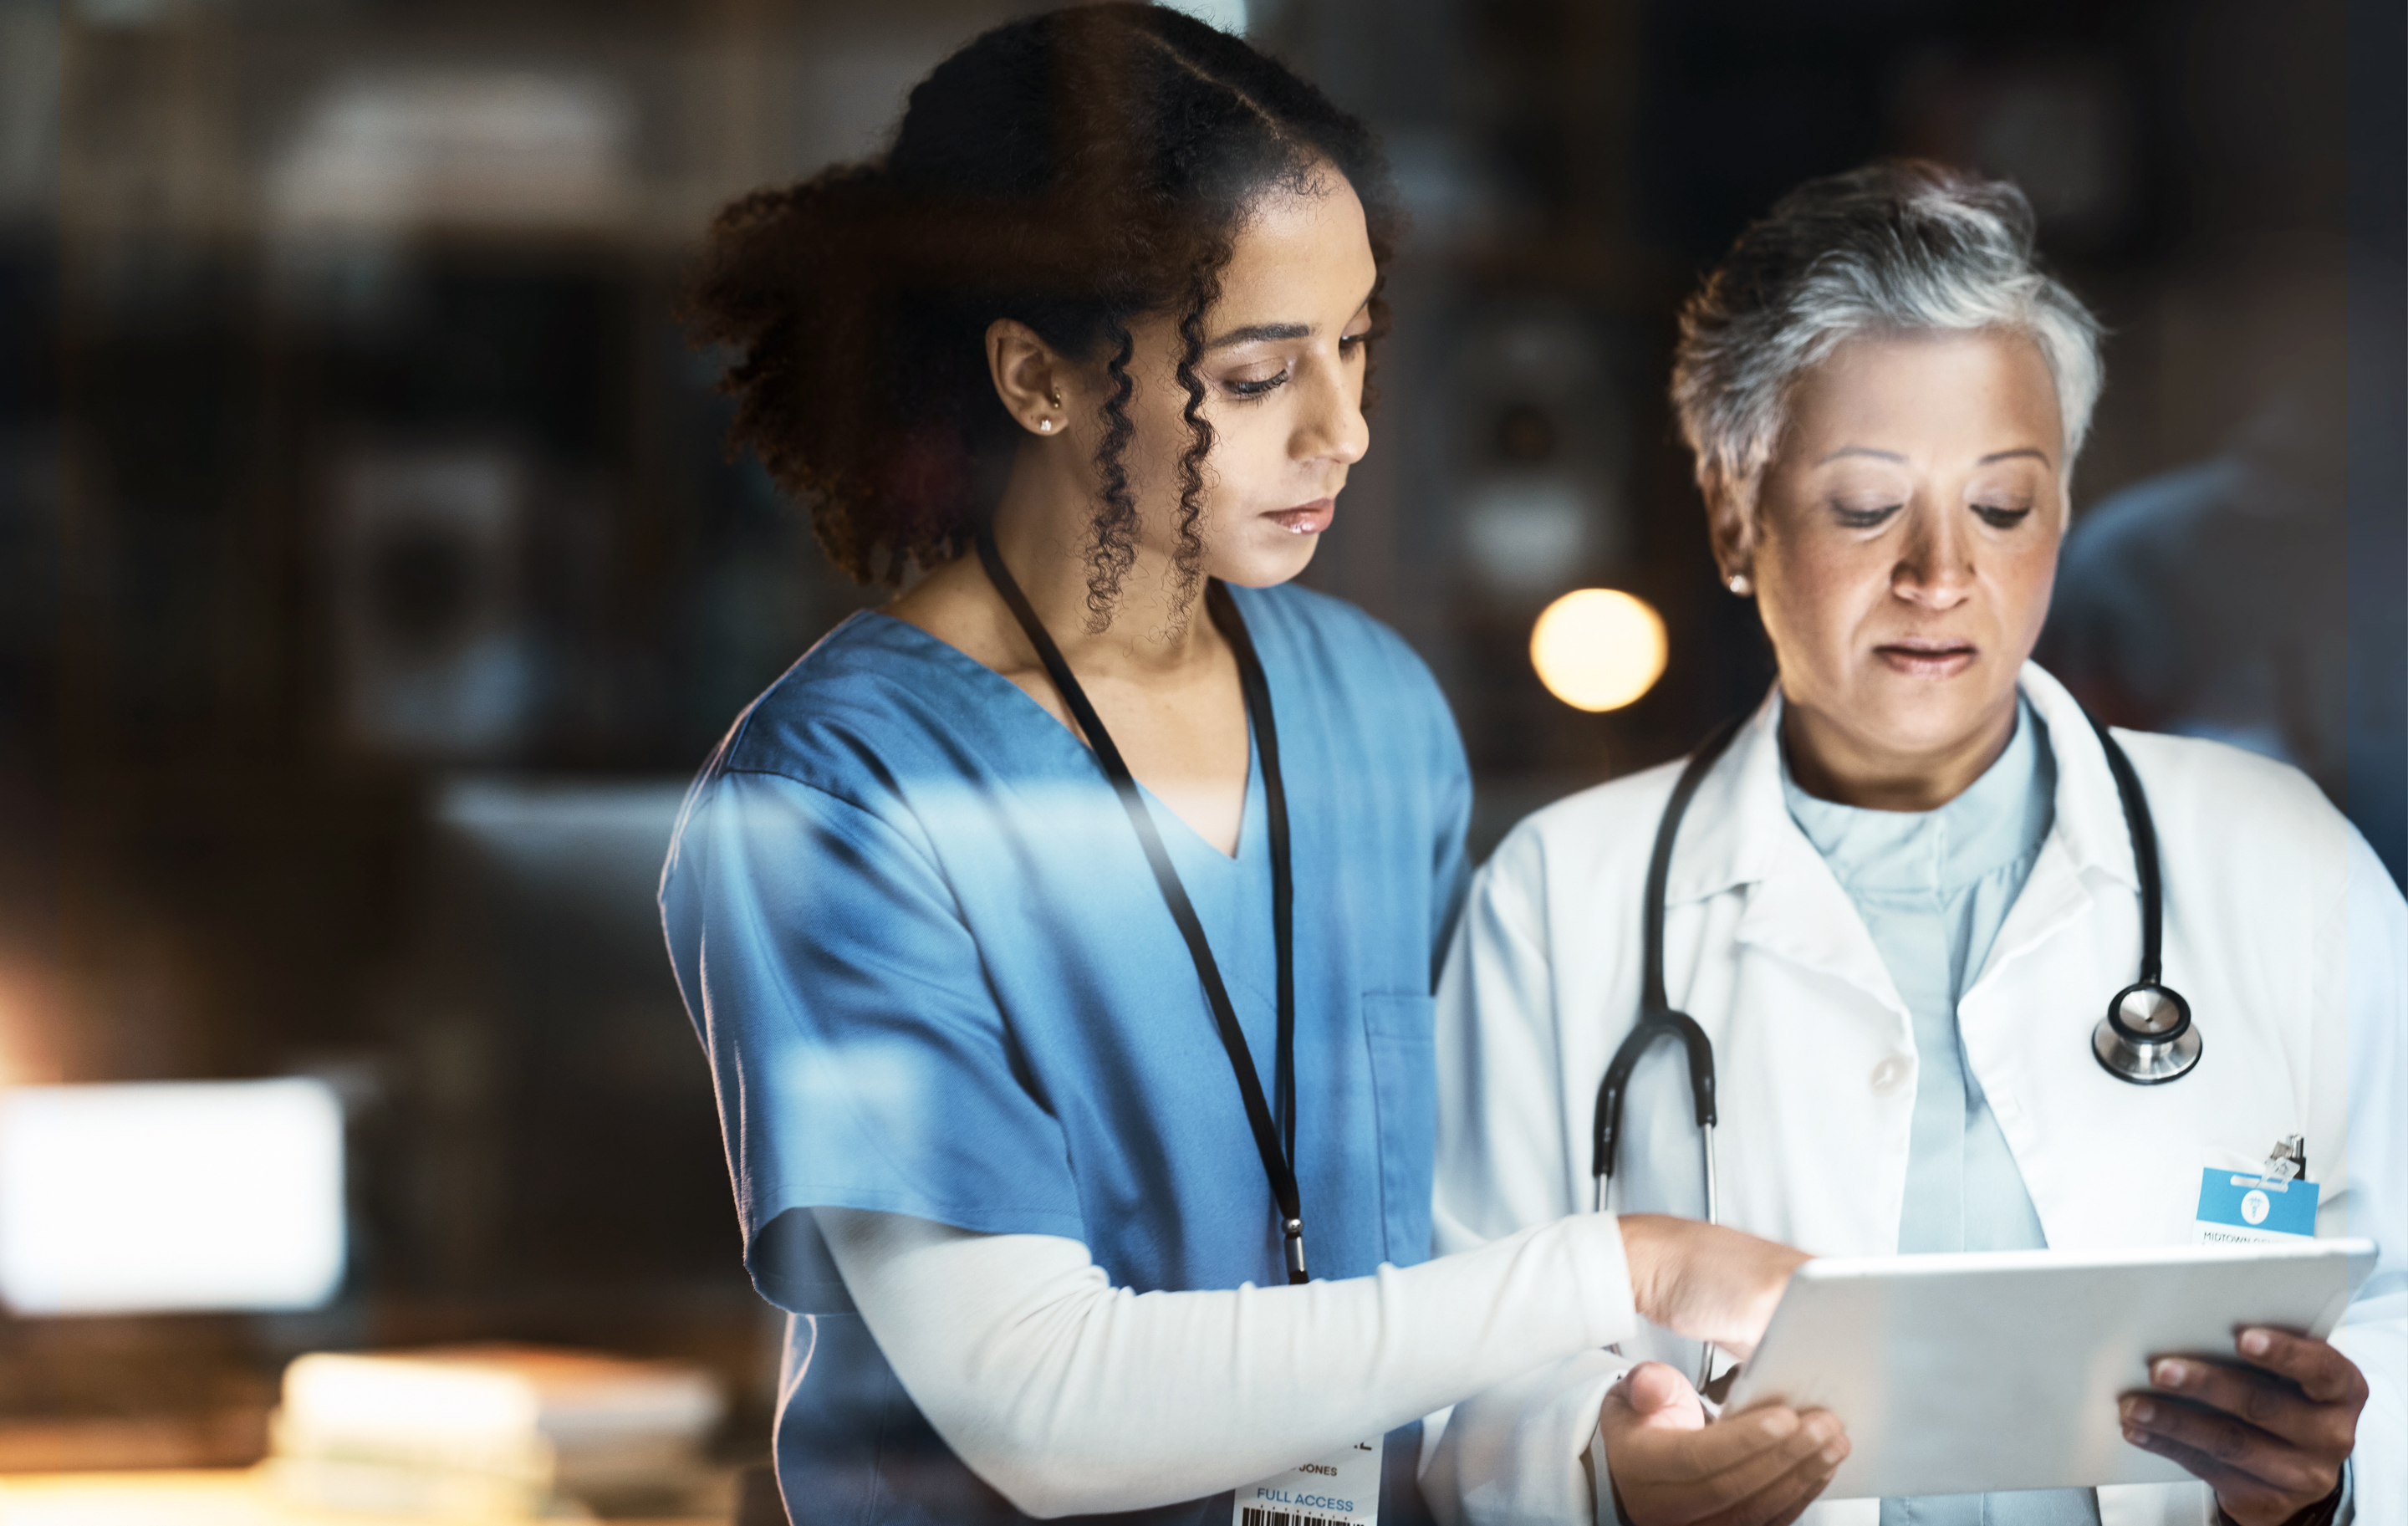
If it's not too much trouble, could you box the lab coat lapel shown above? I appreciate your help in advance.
[1678,692,1910,1024]
[1972,840,2099,987]
[1732,842,1911,1024]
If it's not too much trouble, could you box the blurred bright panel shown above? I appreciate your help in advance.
[269,73,633,234]
[1463,477,1594,598]
[1530,589,1667,712]
[0,1079,344,1314]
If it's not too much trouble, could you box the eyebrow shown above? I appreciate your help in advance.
[1203,285,1380,352]
[1206,321,1310,350]
[1812,446,2056,467]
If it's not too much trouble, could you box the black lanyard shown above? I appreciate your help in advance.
[975,521,1306,1284]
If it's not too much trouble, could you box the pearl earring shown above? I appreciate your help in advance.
[1726,572,1752,595]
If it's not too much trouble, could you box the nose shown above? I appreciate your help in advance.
[1293,355,1369,467]
[1891,500,1974,610]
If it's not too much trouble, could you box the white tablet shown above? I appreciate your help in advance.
[1719,1238,2378,1500]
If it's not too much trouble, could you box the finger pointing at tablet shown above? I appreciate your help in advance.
[2118,1327,2366,1526]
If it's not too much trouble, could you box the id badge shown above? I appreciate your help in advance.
[1232,1437,1380,1526]
[2193,1167,2319,1245]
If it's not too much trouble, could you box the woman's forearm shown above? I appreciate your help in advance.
[814,1206,1640,1518]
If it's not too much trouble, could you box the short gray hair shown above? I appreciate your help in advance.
[1671,160,2104,488]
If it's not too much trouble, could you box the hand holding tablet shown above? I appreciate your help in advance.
[1716,1239,2376,1504]
[1599,1361,1848,1526]
[2120,1323,2367,1526]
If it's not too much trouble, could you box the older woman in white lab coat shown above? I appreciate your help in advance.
[1423,161,2404,1526]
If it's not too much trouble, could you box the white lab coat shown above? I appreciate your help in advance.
[1425,664,2405,1526]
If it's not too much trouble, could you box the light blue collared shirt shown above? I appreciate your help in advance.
[1783,702,2099,1526]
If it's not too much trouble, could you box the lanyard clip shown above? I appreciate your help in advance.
[1283,1217,1308,1283]
[2258,1133,2308,1186]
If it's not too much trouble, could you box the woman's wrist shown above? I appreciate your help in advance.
[1608,1213,1809,1358]
[1614,1213,1674,1326]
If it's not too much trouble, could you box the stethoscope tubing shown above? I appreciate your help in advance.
[1590,712,1747,1216]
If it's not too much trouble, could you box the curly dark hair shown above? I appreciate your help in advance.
[682,3,1402,621]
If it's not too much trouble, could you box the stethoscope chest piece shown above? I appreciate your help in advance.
[2092,980,2201,1085]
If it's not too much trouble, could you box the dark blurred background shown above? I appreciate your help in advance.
[0,0,2399,1503]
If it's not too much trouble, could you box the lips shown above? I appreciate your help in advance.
[1874,639,1977,679]
[1265,498,1335,536]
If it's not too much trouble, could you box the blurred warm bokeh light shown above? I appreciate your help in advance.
[1529,589,1667,712]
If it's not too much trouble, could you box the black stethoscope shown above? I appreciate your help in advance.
[1591,703,2202,1233]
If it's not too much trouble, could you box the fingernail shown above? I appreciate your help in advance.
[2129,1400,2156,1425]
[2240,1330,2273,1357]
[1759,1411,1799,1440]
[1803,1416,1836,1446]
[2155,1360,2188,1388]
[1821,1442,1847,1464]
[2123,1426,2145,1446]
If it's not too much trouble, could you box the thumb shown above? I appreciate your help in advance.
[1623,1361,1691,1416]
[1602,1360,1707,1437]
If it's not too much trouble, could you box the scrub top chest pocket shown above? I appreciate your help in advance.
[1363,993,1436,1267]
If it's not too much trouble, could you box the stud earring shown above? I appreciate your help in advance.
[1726,572,1752,595]
[1038,418,1053,433]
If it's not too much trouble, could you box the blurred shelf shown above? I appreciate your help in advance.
[0,1411,271,1472]
[0,1467,733,1525]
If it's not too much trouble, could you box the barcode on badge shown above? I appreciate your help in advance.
[1241,1510,1353,1526]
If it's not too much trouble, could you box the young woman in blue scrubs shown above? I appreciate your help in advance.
[664,9,1814,1525]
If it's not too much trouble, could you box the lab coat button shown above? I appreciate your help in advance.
[1870,1057,1911,1096]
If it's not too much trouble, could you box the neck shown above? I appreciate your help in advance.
[1781,693,2019,812]
[985,452,1220,676]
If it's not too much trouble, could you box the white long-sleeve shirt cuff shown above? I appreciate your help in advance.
[814,1205,1639,1519]
[1422,1348,1628,1526]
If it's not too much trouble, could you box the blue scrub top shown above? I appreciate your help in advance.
[661,582,1471,1526]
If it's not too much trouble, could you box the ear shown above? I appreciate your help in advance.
[986,319,1071,439]
[1698,462,1758,584]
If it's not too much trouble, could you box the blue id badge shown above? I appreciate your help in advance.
[2193,1168,2319,1245]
